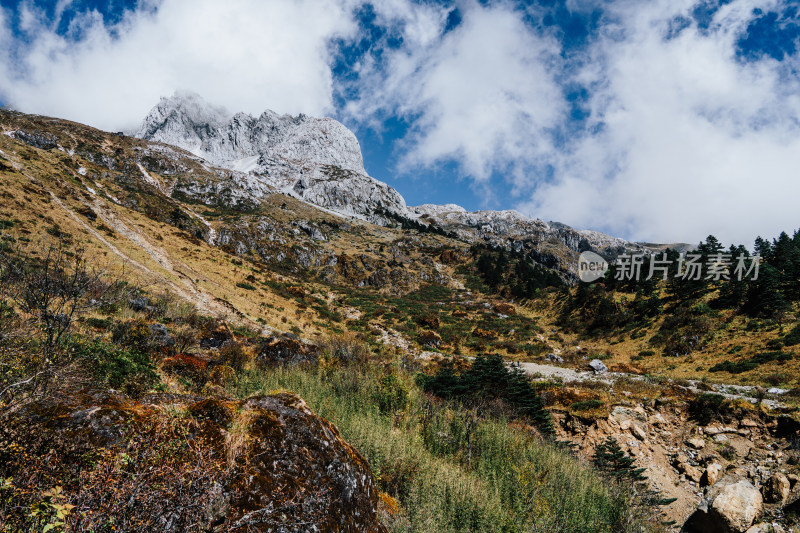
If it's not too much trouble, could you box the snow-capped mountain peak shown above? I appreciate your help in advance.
[134,93,637,259]
[134,92,404,223]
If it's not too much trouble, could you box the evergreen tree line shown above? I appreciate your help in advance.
[417,353,554,435]
[474,245,565,298]
[603,230,800,319]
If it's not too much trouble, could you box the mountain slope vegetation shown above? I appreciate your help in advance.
[2,107,800,532]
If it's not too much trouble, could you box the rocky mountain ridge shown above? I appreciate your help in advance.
[134,92,642,260]
[135,92,407,225]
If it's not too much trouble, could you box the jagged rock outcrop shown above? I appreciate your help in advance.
[135,92,407,223]
[411,203,645,269]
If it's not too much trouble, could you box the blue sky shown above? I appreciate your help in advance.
[1,0,800,246]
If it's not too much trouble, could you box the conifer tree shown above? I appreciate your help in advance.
[593,437,676,508]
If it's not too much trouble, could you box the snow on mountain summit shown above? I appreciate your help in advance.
[135,91,364,175]
[133,93,637,257]
[135,92,405,223]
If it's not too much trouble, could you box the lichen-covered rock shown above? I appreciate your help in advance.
[472,328,498,339]
[418,330,442,349]
[493,303,516,315]
[160,353,210,385]
[257,335,319,367]
[0,390,386,533]
[198,319,233,349]
[149,322,175,348]
[416,314,440,329]
[228,392,385,532]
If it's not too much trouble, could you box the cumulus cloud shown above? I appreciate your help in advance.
[0,0,359,131]
[519,0,800,246]
[344,1,565,193]
[345,0,800,245]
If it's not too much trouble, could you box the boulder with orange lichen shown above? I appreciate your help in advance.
[160,353,211,387]
[493,303,516,315]
[0,389,386,533]
[473,328,498,339]
[227,392,385,532]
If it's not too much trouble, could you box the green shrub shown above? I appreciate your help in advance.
[84,317,112,330]
[376,373,409,415]
[719,444,737,461]
[111,319,152,348]
[709,351,791,374]
[235,282,256,291]
[784,324,800,347]
[571,399,604,411]
[688,393,726,425]
[71,337,158,397]
[766,339,784,349]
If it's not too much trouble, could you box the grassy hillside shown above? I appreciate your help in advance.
[0,110,665,531]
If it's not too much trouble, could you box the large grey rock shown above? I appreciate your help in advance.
[589,359,608,373]
[545,353,564,363]
[684,476,763,533]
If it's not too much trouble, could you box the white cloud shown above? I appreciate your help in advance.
[3,0,799,246]
[519,0,800,246]
[0,0,359,131]
[345,1,565,196]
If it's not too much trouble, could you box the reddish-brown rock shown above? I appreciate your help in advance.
[0,389,386,532]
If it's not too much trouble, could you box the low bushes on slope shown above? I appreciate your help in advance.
[234,360,656,533]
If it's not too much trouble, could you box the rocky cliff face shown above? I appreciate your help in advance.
[135,92,406,224]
